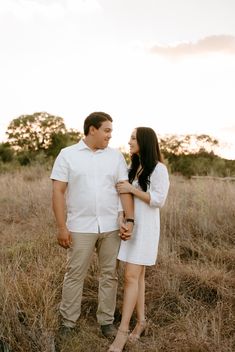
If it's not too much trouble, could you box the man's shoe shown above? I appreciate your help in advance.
[56,326,74,345]
[101,324,117,338]
[55,326,75,352]
[58,325,74,337]
[0,340,11,352]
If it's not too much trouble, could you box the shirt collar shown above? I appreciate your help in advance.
[77,139,107,153]
[77,139,90,150]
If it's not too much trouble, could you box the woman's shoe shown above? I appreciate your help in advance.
[108,328,129,352]
[129,319,148,342]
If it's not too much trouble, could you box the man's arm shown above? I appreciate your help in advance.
[52,180,72,248]
[119,193,134,240]
[117,181,150,203]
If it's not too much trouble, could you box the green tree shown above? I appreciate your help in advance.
[160,134,225,177]
[46,129,82,158]
[0,142,14,162]
[6,112,67,152]
[160,134,219,156]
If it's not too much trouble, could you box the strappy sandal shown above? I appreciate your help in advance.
[129,319,148,342]
[108,328,129,352]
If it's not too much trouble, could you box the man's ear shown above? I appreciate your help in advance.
[89,126,96,135]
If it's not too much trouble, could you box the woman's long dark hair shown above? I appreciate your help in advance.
[128,127,163,191]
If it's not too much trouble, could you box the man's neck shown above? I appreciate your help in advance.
[83,137,99,151]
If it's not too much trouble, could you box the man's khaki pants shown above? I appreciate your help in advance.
[60,230,120,328]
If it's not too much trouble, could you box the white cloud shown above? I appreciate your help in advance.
[150,35,235,58]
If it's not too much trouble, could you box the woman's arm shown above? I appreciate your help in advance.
[116,163,170,207]
[117,181,150,204]
[148,164,169,208]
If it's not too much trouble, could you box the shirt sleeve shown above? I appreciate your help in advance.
[118,197,123,211]
[50,150,69,182]
[149,163,170,208]
[116,152,128,182]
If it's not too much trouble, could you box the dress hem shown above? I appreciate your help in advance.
[118,258,156,266]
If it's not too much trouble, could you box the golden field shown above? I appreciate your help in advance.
[0,166,234,352]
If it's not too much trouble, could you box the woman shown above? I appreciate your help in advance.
[108,127,169,352]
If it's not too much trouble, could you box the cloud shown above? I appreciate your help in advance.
[150,35,235,58]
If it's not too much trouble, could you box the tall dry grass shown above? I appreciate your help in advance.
[0,167,234,352]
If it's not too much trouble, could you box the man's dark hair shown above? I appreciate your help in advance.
[83,112,113,136]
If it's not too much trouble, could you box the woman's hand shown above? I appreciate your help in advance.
[119,221,133,241]
[116,180,134,194]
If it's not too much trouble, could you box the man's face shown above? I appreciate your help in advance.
[91,120,113,149]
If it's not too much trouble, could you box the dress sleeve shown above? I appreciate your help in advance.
[149,163,170,208]
[50,150,69,182]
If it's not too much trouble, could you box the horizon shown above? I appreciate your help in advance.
[1,110,234,161]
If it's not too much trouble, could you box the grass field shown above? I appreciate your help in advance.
[0,166,234,352]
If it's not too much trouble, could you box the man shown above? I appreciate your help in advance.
[50,112,134,339]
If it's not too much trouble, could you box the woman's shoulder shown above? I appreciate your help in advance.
[151,162,169,177]
[154,162,168,172]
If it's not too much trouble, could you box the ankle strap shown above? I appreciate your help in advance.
[136,319,147,326]
[118,327,130,336]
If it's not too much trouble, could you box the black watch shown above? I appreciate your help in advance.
[126,218,134,224]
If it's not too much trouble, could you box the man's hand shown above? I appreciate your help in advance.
[57,227,72,249]
[119,221,134,241]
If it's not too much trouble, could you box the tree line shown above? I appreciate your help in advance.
[0,112,234,177]
[0,112,82,166]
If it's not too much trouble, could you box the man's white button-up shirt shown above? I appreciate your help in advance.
[50,140,128,233]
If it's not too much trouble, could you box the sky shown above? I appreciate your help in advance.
[0,0,235,159]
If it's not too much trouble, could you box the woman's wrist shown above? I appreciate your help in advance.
[131,186,136,195]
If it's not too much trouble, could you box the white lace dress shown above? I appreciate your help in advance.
[117,162,169,266]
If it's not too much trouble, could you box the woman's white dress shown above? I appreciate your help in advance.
[118,162,169,266]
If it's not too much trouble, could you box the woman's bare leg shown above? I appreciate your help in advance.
[108,263,143,351]
[136,266,145,320]
[119,263,144,330]
[130,266,147,339]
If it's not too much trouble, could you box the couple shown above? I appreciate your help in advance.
[50,111,169,352]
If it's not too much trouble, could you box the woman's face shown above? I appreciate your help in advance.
[128,129,140,155]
